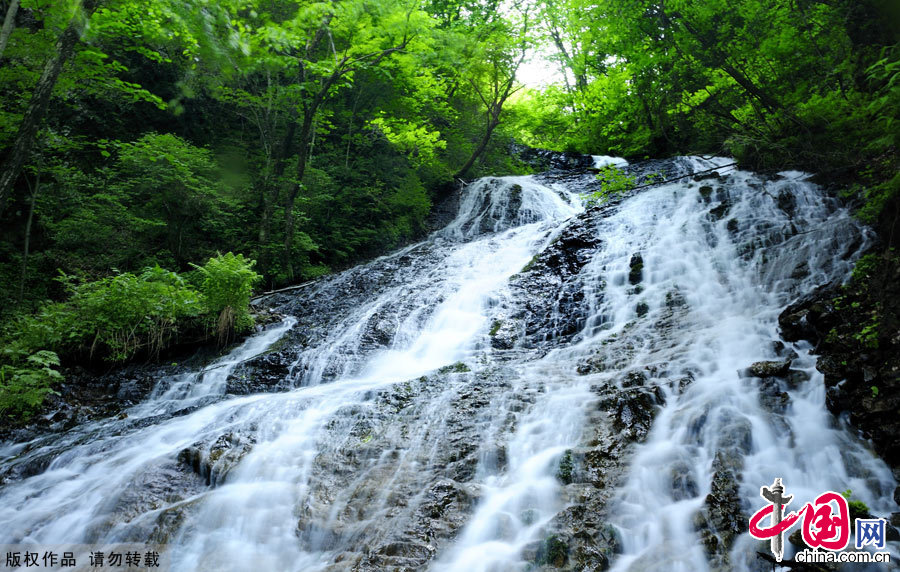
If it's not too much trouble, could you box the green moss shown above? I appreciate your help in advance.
[536,534,569,567]
[556,449,574,484]
[489,320,503,337]
[520,255,539,274]
[841,489,870,520]
[439,361,471,374]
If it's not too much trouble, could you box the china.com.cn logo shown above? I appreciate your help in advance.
[749,478,891,565]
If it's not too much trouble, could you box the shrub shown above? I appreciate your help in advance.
[587,164,636,205]
[65,266,203,360]
[191,253,261,342]
[7,254,259,364]
[0,349,62,420]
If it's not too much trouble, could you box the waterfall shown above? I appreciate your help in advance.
[0,157,895,571]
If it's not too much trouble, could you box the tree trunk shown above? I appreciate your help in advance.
[18,167,38,304]
[0,0,19,63]
[259,110,297,244]
[0,0,98,216]
[454,110,501,180]
[283,107,317,280]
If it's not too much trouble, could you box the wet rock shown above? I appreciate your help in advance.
[489,318,519,349]
[708,201,731,221]
[597,384,665,443]
[699,185,714,202]
[88,460,208,543]
[758,378,790,413]
[226,349,295,395]
[557,450,575,484]
[635,301,649,317]
[510,215,601,346]
[438,362,471,374]
[528,506,620,572]
[665,289,687,309]
[788,529,810,550]
[716,414,753,455]
[777,190,796,217]
[418,479,479,531]
[744,359,792,378]
[670,460,699,500]
[512,145,594,172]
[178,432,255,486]
[628,253,643,285]
[361,314,397,347]
[694,171,723,182]
[536,534,570,568]
[694,450,747,571]
[726,218,739,234]
[776,254,900,469]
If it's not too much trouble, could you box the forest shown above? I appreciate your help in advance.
[0,0,898,419]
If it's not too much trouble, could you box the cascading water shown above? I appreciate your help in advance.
[0,157,896,571]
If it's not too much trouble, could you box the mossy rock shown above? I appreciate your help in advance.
[556,449,574,484]
[628,253,644,285]
[438,362,471,374]
[536,534,569,568]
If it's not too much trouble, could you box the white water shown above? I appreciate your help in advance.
[592,155,629,169]
[0,158,896,571]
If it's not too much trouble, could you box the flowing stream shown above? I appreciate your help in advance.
[0,157,896,571]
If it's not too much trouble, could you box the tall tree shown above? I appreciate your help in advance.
[0,0,99,216]
[453,6,530,179]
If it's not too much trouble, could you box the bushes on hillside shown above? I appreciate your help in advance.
[0,253,261,420]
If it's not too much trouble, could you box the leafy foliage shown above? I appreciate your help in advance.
[6,254,259,363]
[191,252,261,340]
[0,348,62,420]
[588,165,635,205]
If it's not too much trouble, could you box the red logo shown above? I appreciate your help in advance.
[749,478,851,561]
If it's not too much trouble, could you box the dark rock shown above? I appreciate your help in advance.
[178,432,255,486]
[745,359,792,378]
[776,253,900,470]
[635,302,649,317]
[416,479,480,539]
[509,215,602,347]
[777,190,796,217]
[784,369,812,389]
[665,289,687,309]
[536,534,570,568]
[512,144,594,172]
[628,253,643,285]
[708,201,731,221]
[557,450,575,484]
[597,384,665,443]
[758,378,790,413]
[226,350,295,395]
[694,450,747,571]
[438,362,471,374]
[699,186,714,201]
[788,529,809,550]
